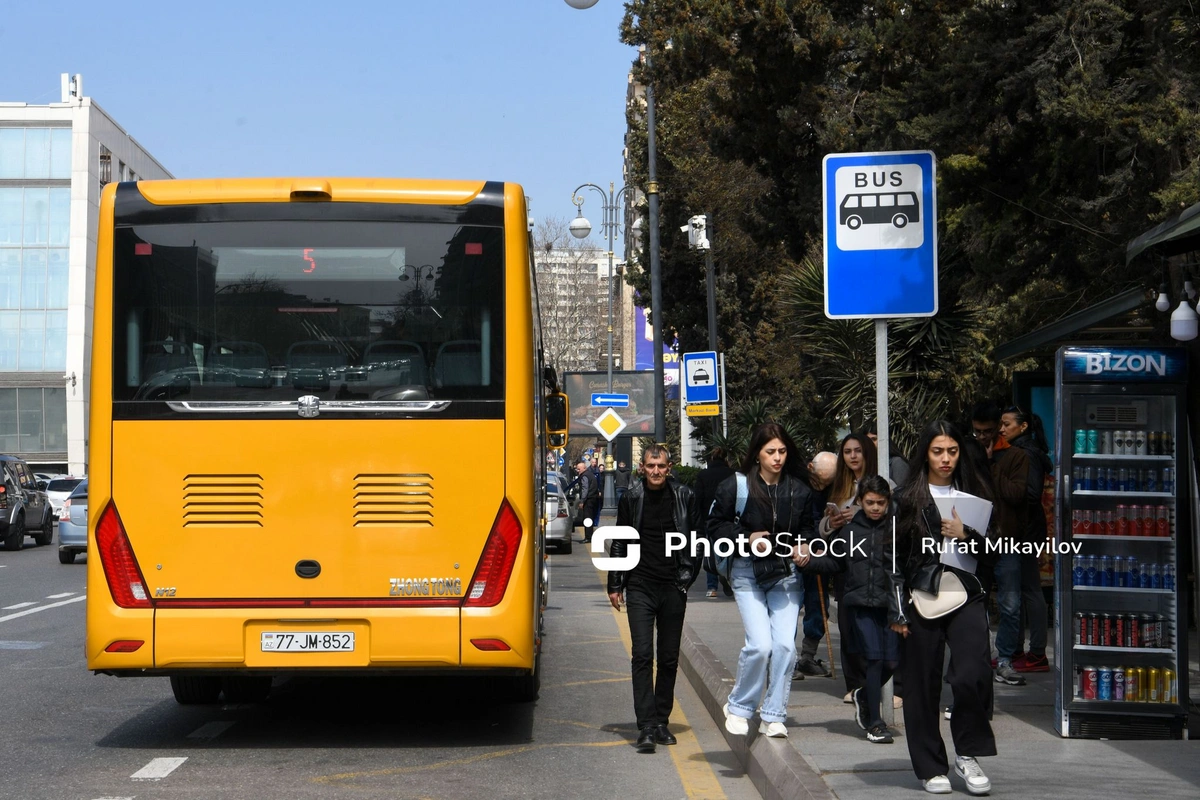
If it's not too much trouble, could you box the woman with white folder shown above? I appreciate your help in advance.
[888,421,999,796]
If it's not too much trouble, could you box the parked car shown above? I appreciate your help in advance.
[44,476,85,519]
[0,455,55,550]
[57,479,87,564]
[545,473,573,554]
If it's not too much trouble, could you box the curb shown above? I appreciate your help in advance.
[679,623,833,800]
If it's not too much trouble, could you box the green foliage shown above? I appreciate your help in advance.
[671,465,700,487]
[618,0,1200,439]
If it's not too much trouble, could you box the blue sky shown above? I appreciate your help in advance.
[1,0,635,243]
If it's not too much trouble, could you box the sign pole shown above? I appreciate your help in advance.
[719,352,728,438]
[875,317,895,725]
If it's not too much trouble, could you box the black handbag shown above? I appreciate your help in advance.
[751,553,791,590]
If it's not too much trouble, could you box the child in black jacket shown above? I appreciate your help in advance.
[797,475,899,743]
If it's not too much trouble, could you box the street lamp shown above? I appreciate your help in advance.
[570,182,632,395]
[564,0,665,444]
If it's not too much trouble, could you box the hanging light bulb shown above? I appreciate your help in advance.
[1185,279,1197,301]
[1170,299,1198,341]
[1155,283,1171,312]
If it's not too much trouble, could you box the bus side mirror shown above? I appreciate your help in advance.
[545,392,568,449]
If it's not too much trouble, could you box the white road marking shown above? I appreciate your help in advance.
[2,602,37,610]
[91,797,134,800]
[131,756,187,780]
[187,721,235,740]
[0,640,49,650]
[0,595,86,623]
[46,591,77,599]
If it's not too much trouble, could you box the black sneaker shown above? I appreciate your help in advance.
[852,687,869,730]
[797,655,832,677]
[791,665,805,681]
[866,723,893,744]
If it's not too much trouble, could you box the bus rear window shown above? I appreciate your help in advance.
[112,219,504,407]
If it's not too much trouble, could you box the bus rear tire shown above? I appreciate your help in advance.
[892,214,908,228]
[509,654,541,703]
[221,676,273,703]
[170,675,222,705]
[846,216,862,230]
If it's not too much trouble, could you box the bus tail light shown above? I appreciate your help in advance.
[470,638,511,651]
[95,501,152,609]
[105,640,145,653]
[464,500,522,607]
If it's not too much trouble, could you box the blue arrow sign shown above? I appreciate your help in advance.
[823,150,938,318]
[591,393,630,408]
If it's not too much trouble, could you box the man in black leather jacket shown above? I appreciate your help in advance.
[606,444,699,754]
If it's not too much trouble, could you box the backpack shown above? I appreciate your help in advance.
[712,472,748,580]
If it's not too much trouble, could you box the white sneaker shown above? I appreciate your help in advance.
[954,756,991,795]
[723,703,749,735]
[922,775,952,794]
[758,720,788,738]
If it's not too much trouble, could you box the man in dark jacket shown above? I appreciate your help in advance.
[606,444,699,754]
[573,459,600,543]
[971,402,1032,687]
[693,446,735,598]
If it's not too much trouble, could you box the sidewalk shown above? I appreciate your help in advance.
[678,582,1200,800]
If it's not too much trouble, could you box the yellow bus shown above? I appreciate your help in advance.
[86,178,566,704]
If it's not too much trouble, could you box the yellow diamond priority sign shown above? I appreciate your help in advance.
[592,408,628,441]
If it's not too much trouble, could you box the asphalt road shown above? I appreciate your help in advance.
[0,529,759,800]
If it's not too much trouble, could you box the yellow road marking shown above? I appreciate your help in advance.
[601,565,727,799]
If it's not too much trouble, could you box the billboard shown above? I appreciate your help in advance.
[633,305,680,400]
[563,371,658,436]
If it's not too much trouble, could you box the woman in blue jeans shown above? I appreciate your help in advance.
[708,423,815,738]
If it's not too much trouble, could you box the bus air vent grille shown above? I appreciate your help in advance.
[353,473,433,527]
[182,474,264,527]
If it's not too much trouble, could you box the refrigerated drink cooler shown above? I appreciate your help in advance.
[1054,346,1191,739]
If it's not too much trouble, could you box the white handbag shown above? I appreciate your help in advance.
[909,570,968,619]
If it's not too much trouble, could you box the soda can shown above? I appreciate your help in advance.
[1083,466,1095,491]
[1100,613,1115,646]
[1150,562,1162,589]
[1115,505,1129,536]
[1161,430,1173,455]
[1128,609,1140,648]
[1100,430,1113,454]
[1115,614,1126,645]
[1133,429,1147,455]
[1085,555,1098,587]
[1086,429,1099,454]
[1148,431,1161,455]
[1163,668,1177,704]
[1098,667,1113,700]
[1074,611,1085,643]
[1155,505,1169,537]
[1154,613,1166,648]
[1122,430,1136,455]
[1082,666,1098,700]
[1113,666,1126,701]
[1074,429,1088,454]
[1164,563,1175,590]
[1140,613,1156,647]
[1100,555,1114,586]
[1115,561,1128,587]
[1162,467,1174,495]
[1116,468,1128,492]
[1128,505,1142,536]
[1073,465,1084,491]
[1139,562,1152,588]
[1148,667,1161,702]
[1096,467,1109,492]
[1126,667,1140,702]
[1072,556,1085,587]
[1128,557,1141,591]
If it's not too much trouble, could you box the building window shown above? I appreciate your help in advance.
[0,187,71,371]
[99,144,112,187]
[0,127,72,179]
[0,387,66,453]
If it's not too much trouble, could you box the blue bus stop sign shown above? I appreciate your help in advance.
[822,150,937,318]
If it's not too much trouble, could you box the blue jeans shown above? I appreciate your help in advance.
[727,556,802,723]
[994,553,1022,660]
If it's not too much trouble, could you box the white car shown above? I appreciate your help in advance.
[44,476,85,520]
[545,474,573,554]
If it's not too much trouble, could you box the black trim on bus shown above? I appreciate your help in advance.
[111,400,505,421]
[112,180,507,227]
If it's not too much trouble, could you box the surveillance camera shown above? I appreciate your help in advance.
[679,224,690,233]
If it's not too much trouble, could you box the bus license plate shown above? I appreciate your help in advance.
[261,631,355,652]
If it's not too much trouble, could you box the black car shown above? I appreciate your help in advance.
[0,455,55,550]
